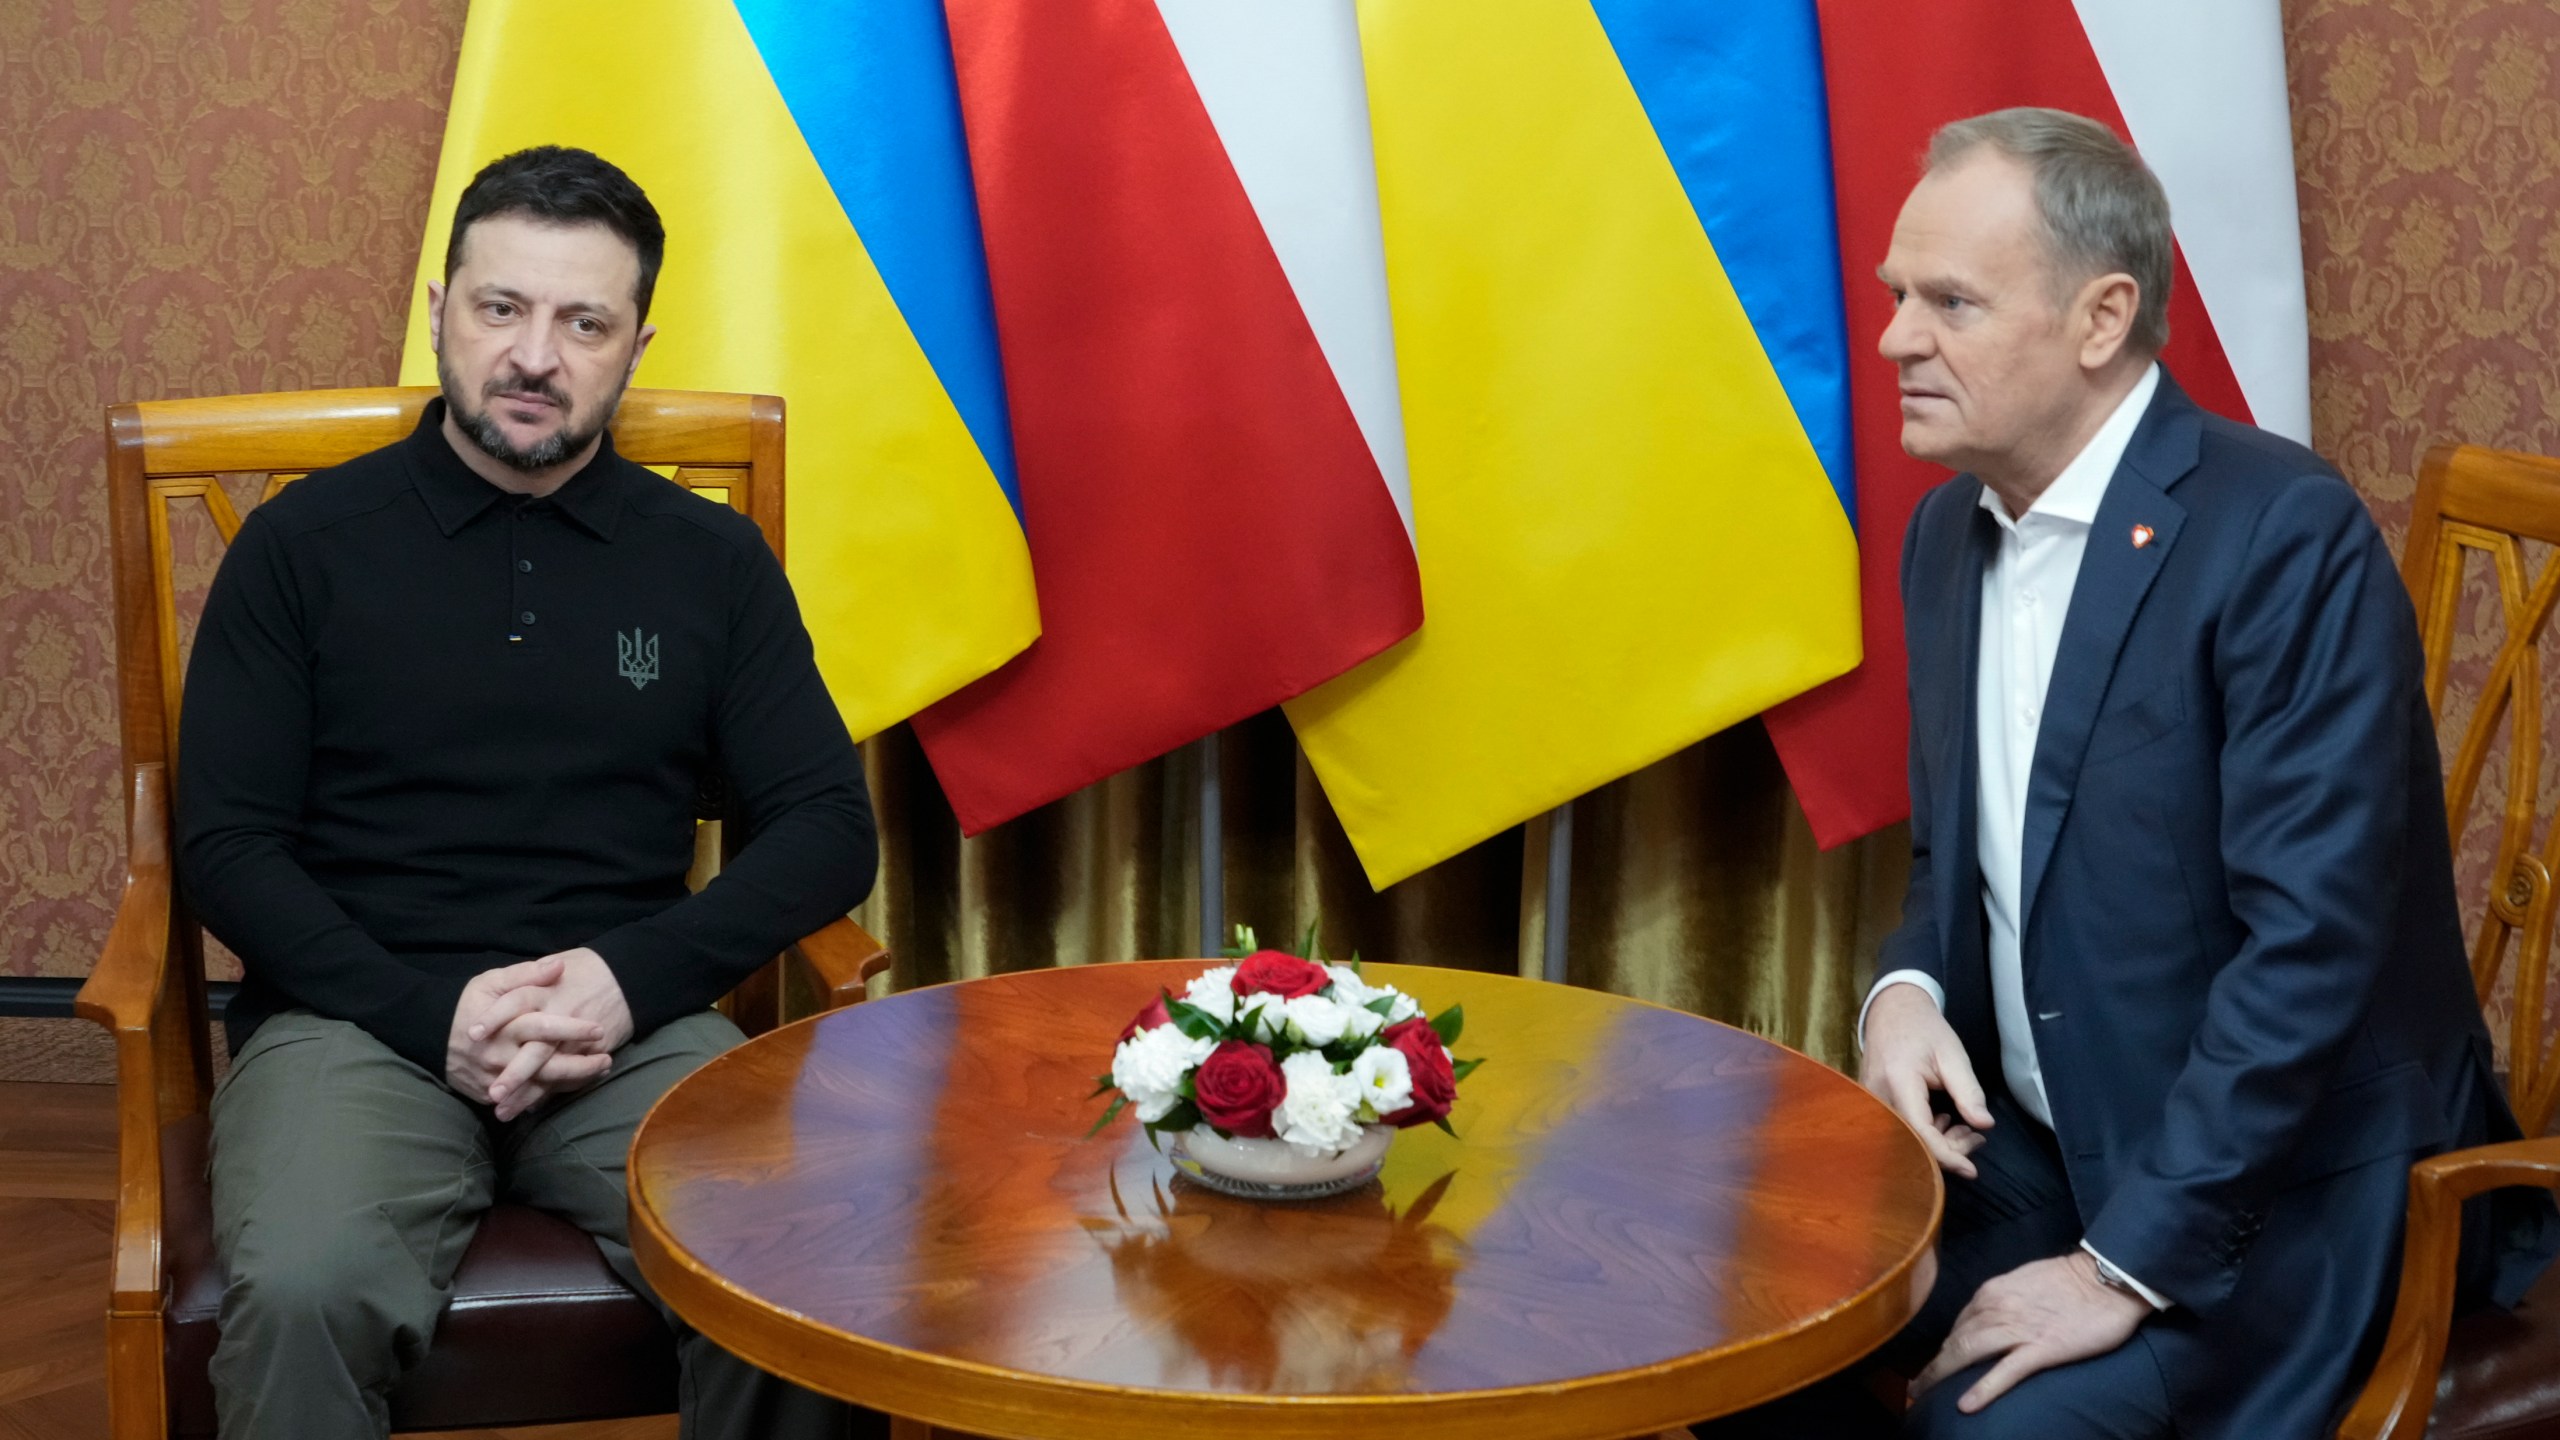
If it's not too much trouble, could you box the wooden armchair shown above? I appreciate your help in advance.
[2341,442,2560,1439]
[73,387,892,1439]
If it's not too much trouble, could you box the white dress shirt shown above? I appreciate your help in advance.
[1863,363,2169,1308]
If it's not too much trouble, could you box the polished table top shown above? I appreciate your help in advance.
[629,961,1940,1440]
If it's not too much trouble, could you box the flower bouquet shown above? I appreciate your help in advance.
[1092,926,1484,1200]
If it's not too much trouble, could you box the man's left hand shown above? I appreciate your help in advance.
[1912,1251,2151,1414]
[472,947,635,1117]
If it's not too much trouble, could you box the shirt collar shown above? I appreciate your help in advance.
[1976,362,2161,532]
[404,396,628,541]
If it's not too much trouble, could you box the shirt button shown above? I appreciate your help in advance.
[520,610,536,625]
[2021,589,2039,606]
[518,559,533,573]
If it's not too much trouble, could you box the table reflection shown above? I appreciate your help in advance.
[1084,1168,1466,1393]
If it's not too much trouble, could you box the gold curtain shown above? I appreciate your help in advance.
[855,710,1906,1071]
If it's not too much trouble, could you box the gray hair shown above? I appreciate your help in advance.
[1927,107,2173,356]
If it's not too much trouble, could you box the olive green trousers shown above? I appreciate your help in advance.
[206,1007,872,1440]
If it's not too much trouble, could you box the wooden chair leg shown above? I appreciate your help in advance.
[103,1310,170,1440]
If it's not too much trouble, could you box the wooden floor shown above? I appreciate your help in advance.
[0,1080,674,1440]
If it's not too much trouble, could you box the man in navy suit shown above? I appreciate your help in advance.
[1856,108,2554,1438]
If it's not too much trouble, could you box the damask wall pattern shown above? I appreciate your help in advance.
[1,0,469,978]
[4,0,2560,1069]
[2287,0,2560,1063]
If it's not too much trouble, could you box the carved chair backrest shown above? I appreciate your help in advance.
[104,387,788,1111]
[2401,441,2560,1136]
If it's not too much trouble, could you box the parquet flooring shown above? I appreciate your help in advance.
[0,1080,673,1440]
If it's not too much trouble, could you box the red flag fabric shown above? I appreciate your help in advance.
[917,1,1421,834]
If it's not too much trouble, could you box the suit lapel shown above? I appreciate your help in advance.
[1919,484,1997,1025]
[2016,380,2202,931]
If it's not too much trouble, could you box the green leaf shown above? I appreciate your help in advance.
[1084,1093,1128,1138]
[1364,996,1397,1017]
[1432,1115,1458,1137]
[1165,997,1225,1041]
[1158,1098,1201,1134]
[1451,1057,1485,1082]
[1298,919,1322,961]
[1088,1076,1118,1098]
[1430,1004,1465,1049]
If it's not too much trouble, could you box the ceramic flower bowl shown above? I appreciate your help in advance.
[1170,1124,1392,1201]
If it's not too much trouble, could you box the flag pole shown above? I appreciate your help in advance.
[1541,799,1573,984]
[1198,731,1225,956]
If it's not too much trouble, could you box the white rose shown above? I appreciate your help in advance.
[1237,990,1287,1043]
[1276,1051,1365,1154]
[1279,993,1355,1048]
[1110,1024,1213,1124]
[1181,966,1239,1024]
[1349,1044,1413,1120]
[1380,989,1422,1024]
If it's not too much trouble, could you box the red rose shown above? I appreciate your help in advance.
[1118,994,1172,1043]
[1233,949,1330,1000]
[1380,1019,1456,1128]
[1192,1040,1287,1137]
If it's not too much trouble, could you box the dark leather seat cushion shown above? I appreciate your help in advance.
[162,1120,678,1438]
[2433,1257,2560,1439]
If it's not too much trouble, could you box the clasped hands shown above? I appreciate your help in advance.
[1860,983,2152,1415]
[444,947,635,1121]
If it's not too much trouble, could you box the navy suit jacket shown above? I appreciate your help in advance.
[1880,371,2556,1433]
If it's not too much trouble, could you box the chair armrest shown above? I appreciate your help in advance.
[789,916,891,1012]
[2338,1136,2560,1440]
[72,764,180,1317]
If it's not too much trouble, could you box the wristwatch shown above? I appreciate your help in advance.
[2085,1250,2146,1301]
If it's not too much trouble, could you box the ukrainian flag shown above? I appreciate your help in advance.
[398,0,1038,739]
[1287,0,1861,887]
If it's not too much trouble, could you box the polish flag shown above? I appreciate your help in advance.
[1767,0,2311,846]
[913,0,1421,834]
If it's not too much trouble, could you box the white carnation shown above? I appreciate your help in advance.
[1237,990,1287,1043]
[1381,989,1422,1024]
[1279,993,1356,1048]
[1276,1051,1364,1154]
[1337,1002,1385,1042]
[1324,964,1377,1003]
[1181,966,1239,1024]
[1110,1023,1213,1124]
[1349,1044,1413,1120]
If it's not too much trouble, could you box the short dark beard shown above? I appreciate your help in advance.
[436,348,620,473]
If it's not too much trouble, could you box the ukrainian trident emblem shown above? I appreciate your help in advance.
[617,628,659,691]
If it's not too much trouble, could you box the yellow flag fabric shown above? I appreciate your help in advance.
[400,0,1038,740]
[1287,0,1861,887]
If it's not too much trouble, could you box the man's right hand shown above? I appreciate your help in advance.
[1861,981,1995,1178]
[446,956,611,1118]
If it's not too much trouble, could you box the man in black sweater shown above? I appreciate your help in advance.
[177,146,879,1439]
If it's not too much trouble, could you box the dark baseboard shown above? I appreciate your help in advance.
[0,976,236,1020]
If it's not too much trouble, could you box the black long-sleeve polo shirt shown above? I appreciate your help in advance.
[176,399,876,1074]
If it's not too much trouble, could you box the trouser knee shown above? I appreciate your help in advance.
[218,1211,443,1377]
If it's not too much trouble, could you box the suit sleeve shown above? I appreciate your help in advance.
[2081,472,2420,1311]
[176,510,471,1074]
[586,537,877,1037]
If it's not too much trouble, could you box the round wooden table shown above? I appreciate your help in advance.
[630,961,1939,1440]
